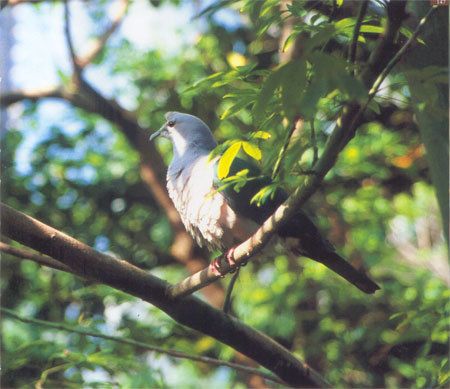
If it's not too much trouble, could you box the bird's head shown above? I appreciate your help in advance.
[150,112,217,158]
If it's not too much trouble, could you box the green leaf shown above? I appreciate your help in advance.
[242,141,262,161]
[367,99,381,115]
[252,130,271,139]
[250,183,278,206]
[217,142,242,179]
[280,60,307,119]
[336,0,344,7]
[359,25,384,34]
[334,17,355,32]
[253,67,285,122]
[400,26,425,45]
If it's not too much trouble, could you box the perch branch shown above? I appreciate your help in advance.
[1,307,284,385]
[167,1,434,299]
[0,202,327,388]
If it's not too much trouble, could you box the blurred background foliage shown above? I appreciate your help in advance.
[1,0,448,387]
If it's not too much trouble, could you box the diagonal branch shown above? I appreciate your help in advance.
[0,202,328,388]
[1,307,284,385]
[77,0,129,68]
[168,1,436,299]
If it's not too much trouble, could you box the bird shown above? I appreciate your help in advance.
[150,111,380,294]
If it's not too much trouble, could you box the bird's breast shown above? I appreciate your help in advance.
[167,156,258,251]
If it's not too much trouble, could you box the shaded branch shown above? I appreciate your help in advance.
[0,241,72,273]
[348,0,369,73]
[0,202,327,388]
[1,307,284,385]
[310,119,318,167]
[0,86,65,105]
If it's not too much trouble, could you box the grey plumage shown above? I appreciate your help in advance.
[151,111,380,294]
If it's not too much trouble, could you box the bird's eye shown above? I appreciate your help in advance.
[167,120,175,127]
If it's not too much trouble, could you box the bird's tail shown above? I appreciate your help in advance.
[295,247,380,294]
[315,251,380,294]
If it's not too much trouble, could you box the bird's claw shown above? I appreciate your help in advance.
[226,248,236,267]
[210,248,240,277]
[210,259,226,278]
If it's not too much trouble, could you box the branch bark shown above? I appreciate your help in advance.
[0,202,327,388]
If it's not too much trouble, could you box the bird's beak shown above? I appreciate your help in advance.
[149,124,168,141]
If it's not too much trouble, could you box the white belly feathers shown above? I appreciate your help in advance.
[167,155,257,251]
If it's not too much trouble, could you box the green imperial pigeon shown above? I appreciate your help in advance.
[150,112,380,294]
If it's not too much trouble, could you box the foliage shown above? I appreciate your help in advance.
[1,0,448,387]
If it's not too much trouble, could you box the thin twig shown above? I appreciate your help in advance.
[310,119,318,167]
[63,0,81,79]
[368,5,438,97]
[271,116,302,180]
[348,0,369,72]
[167,3,435,300]
[1,307,284,385]
[223,268,240,314]
[0,241,72,273]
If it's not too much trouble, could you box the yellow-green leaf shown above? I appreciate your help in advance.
[336,0,343,6]
[242,141,262,161]
[252,130,271,139]
[360,25,384,34]
[217,142,242,179]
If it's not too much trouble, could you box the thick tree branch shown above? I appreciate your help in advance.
[1,307,284,385]
[0,202,327,388]
[0,86,65,105]
[168,1,435,299]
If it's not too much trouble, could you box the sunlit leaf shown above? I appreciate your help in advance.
[242,141,262,161]
[217,142,242,179]
[252,130,271,139]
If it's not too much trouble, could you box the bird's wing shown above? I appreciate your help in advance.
[213,157,380,294]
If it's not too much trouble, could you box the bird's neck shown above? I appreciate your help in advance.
[169,144,210,178]
[171,131,214,160]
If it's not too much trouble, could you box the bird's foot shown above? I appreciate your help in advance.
[210,248,239,277]
[209,258,226,278]
[226,248,237,272]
